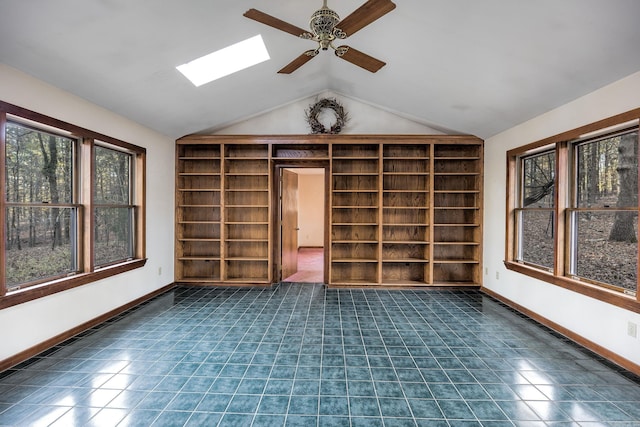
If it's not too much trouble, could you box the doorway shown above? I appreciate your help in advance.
[278,167,327,283]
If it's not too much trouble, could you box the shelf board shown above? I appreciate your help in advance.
[178,188,220,192]
[179,220,220,224]
[179,172,221,176]
[433,223,480,227]
[382,190,429,193]
[330,279,379,286]
[223,277,270,283]
[179,278,222,283]
[433,241,480,245]
[179,256,221,261]
[433,190,480,194]
[225,204,269,208]
[332,222,378,226]
[433,172,480,176]
[332,172,379,176]
[332,258,379,263]
[433,259,479,264]
[433,206,480,210]
[382,240,429,244]
[225,221,269,225]
[382,223,428,227]
[383,172,430,176]
[225,189,269,192]
[332,156,379,160]
[179,156,220,160]
[383,156,429,160]
[379,280,430,286]
[381,258,430,263]
[333,206,378,209]
[434,156,481,160]
[225,238,269,242]
[225,172,269,176]
[225,157,268,161]
[332,190,378,193]
[332,240,378,244]
[225,257,268,261]
[383,206,428,210]
[179,238,221,242]
[178,204,219,208]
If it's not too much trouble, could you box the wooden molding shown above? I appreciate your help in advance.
[482,286,640,377]
[0,283,175,373]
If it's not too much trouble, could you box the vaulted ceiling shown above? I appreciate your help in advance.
[1,0,640,139]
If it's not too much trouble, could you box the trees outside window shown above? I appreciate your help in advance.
[4,122,76,288]
[570,131,638,292]
[506,109,640,312]
[1,101,146,308]
[516,150,556,270]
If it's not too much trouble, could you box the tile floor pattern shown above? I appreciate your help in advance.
[1,284,640,427]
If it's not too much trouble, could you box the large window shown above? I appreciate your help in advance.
[506,109,640,312]
[1,101,146,308]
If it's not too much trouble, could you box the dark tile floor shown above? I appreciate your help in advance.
[1,283,639,426]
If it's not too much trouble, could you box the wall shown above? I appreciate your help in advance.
[483,71,640,367]
[297,172,325,247]
[213,90,446,135]
[0,65,176,362]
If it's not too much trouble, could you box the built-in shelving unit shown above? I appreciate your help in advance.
[175,135,482,288]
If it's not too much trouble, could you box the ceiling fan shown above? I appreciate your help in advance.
[243,0,396,74]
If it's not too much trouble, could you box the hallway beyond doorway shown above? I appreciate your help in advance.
[283,248,323,283]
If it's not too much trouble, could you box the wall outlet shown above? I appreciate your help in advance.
[485,267,488,275]
[495,271,500,280]
[158,267,162,276]
[628,321,638,338]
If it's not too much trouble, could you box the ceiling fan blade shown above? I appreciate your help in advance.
[335,0,396,37]
[244,9,312,38]
[278,50,319,74]
[335,46,386,73]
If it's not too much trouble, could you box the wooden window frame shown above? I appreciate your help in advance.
[505,108,640,314]
[0,101,147,309]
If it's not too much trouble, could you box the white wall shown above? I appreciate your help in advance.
[213,90,446,135]
[297,172,325,247]
[0,65,175,362]
[483,71,640,367]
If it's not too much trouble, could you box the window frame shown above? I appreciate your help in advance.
[1,100,146,309]
[505,108,640,314]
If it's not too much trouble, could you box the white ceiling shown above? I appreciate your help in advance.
[1,0,639,140]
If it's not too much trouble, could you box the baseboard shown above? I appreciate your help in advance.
[0,283,176,373]
[481,287,640,377]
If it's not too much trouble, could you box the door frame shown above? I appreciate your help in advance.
[272,161,330,283]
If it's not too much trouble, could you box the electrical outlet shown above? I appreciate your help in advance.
[158,267,162,276]
[628,321,638,338]
[495,271,500,280]
[485,267,488,275]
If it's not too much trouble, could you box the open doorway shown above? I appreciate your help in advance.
[280,167,326,283]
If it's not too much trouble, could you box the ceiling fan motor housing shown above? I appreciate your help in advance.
[309,4,345,49]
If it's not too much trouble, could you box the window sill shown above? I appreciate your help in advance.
[0,258,148,310]
[503,261,640,314]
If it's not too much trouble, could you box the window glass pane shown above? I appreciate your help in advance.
[5,122,74,204]
[5,207,77,287]
[519,210,555,269]
[94,145,131,204]
[573,211,637,293]
[522,150,555,208]
[94,207,133,266]
[576,131,638,209]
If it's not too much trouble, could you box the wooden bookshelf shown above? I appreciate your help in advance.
[175,136,483,287]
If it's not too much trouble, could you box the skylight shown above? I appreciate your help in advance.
[177,35,270,87]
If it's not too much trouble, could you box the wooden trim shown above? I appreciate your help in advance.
[506,108,640,157]
[136,150,147,260]
[0,259,147,310]
[0,282,174,373]
[0,111,6,298]
[482,286,640,377]
[504,261,640,314]
[82,138,94,273]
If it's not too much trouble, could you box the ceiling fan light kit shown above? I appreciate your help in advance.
[244,0,396,74]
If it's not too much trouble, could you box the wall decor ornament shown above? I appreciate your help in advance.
[305,98,349,134]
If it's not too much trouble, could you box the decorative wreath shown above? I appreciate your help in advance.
[305,98,349,134]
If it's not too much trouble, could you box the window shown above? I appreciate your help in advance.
[1,101,146,308]
[506,109,640,312]
[515,149,556,270]
[94,144,134,267]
